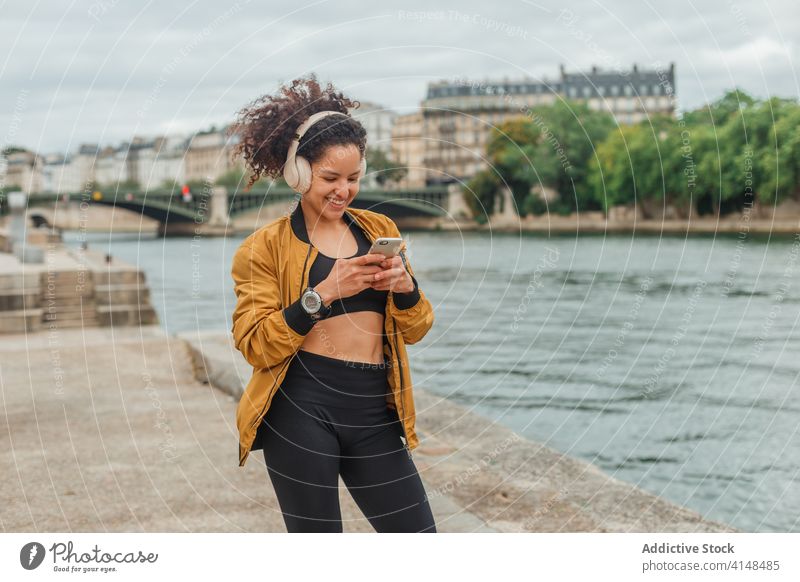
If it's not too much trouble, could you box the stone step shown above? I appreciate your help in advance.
[44,318,101,329]
[0,309,43,333]
[96,304,159,327]
[38,270,93,295]
[94,284,151,306]
[41,287,94,301]
[0,291,41,311]
[43,310,99,322]
[0,244,159,334]
[39,297,94,309]
[91,269,146,286]
[43,311,100,322]
[43,284,94,296]
[42,302,97,312]
[0,274,40,291]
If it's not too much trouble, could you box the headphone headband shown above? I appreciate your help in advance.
[285,110,347,163]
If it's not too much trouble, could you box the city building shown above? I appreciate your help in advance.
[560,64,675,124]
[410,63,676,186]
[135,135,187,191]
[42,154,74,193]
[42,144,99,193]
[390,111,426,190]
[349,101,396,154]
[184,125,242,184]
[94,145,132,187]
[349,101,397,189]
[3,150,44,194]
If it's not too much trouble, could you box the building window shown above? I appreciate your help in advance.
[582,86,592,98]
[640,84,648,95]
[653,84,661,95]
[598,86,605,96]
[624,84,633,96]
[610,85,619,96]
[569,86,577,98]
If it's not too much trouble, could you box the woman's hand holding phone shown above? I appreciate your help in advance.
[370,254,414,293]
[314,234,414,303]
[315,253,386,305]
[366,238,413,293]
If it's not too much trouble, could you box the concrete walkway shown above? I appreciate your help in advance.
[0,326,735,532]
[182,330,736,533]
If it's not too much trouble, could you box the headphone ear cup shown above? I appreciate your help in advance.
[295,156,312,194]
[283,157,299,191]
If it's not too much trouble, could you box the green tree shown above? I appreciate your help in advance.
[759,105,800,204]
[365,148,407,186]
[465,105,614,219]
[215,167,250,188]
[484,118,544,214]
[106,179,141,192]
[462,169,501,223]
[588,125,639,213]
[1,145,27,156]
[691,95,790,215]
[525,99,615,212]
[682,89,757,127]
[466,89,800,221]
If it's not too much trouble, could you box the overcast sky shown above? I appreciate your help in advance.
[1,0,797,154]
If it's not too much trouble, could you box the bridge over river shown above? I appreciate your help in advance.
[6,185,465,235]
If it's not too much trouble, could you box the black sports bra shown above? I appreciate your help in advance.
[308,220,388,317]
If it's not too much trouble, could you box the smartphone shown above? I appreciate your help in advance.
[367,237,404,263]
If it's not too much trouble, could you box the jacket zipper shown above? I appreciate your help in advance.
[392,317,413,459]
[248,241,313,440]
[349,211,413,459]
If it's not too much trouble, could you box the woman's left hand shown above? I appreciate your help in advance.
[371,255,414,292]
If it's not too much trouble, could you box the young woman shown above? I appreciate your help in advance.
[228,74,436,533]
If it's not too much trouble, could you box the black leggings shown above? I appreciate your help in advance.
[260,349,436,533]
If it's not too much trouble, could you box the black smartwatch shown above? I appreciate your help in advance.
[300,287,332,322]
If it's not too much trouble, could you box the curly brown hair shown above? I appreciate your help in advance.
[228,73,368,190]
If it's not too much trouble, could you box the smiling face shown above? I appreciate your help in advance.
[303,144,362,224]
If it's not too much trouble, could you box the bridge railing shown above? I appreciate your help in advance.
[226,186,449,216]
[4,185,450,220]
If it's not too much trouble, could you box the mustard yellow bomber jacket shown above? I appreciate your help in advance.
[230,200,435,467]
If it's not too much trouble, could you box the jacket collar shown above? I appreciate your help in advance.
[289,198,361,244]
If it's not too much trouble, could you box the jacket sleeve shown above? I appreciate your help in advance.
[230,241,312,369]
[385,219,435,346]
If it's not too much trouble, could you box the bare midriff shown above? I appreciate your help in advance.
[300,312,385,365]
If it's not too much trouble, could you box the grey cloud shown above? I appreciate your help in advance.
[0,0,797,153]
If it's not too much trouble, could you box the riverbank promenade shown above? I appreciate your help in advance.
[0,325,735,533]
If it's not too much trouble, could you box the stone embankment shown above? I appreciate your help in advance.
[0,325,736,532]
[0,228,157,334]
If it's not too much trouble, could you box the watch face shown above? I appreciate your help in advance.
[302,290,321,313]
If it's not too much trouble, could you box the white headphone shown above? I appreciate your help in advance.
[282,110,367,194]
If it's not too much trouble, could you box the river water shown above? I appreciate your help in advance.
[64,228,800,533]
